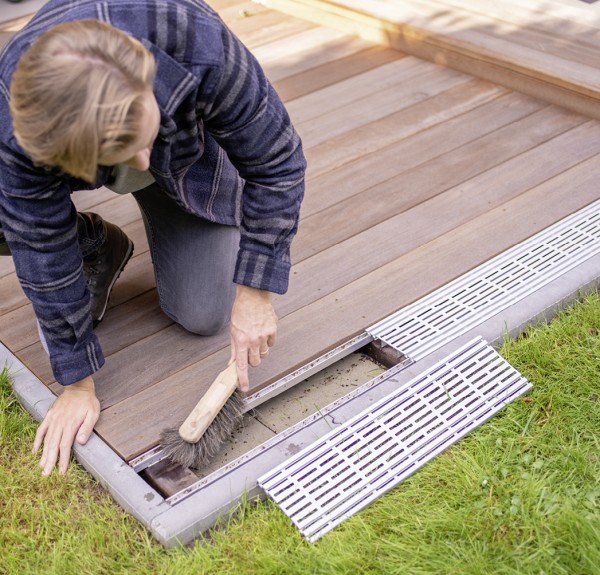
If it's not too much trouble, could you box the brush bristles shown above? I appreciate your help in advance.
[160,391,245,469]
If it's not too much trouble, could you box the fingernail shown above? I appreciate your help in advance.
[77,433,87,443]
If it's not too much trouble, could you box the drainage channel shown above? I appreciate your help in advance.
[368,198,600,361]
[132,339,408,499]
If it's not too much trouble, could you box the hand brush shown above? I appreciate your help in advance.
[159,362,244,469]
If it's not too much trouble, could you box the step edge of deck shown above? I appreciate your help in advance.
[256,0,600,119]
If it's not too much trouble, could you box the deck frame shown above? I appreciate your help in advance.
[4,248,599,546]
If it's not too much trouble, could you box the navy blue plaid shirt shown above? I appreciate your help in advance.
[0,0,306,385]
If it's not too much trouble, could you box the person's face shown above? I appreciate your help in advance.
[100,89,160,171]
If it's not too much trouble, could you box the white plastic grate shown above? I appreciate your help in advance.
[368,200,600,361]
[259,338,531,542]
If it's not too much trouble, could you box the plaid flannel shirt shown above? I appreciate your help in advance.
[0,0,306,385]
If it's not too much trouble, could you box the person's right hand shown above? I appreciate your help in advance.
[32,375,100,476]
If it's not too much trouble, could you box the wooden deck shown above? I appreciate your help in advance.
[2,0,600,463]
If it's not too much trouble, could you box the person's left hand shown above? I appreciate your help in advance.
[230,285,277,392]
[32,375,100,476]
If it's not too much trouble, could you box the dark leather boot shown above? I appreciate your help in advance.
[83,221,134,326]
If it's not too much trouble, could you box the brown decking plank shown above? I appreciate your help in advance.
[272,45,404,102]
[74,193,140,229]
[58,323,230,408]
[0,274,27,316]
[397,0,600,72]
[301,79,510,179]
[95,290,172,351]
[283,119,600,314]
[0,31,15,48]
[296,64,471,149]
[260,0,600,118]
[0,257,15,279]
[433,0,600,40]
[0,304,38,352]
[253,27,373,83]
[0,288,168,356]
[295,106,587,262]
[98,151,600,460]
[282,119,600,315]
[72,187,121,212]
[207,0,255,11]
[301,89,540,218]
[286,56,439,125]
[219,2,317,49]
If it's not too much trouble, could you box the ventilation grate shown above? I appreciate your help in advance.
[259,338,531,542]
[368,200,600,362]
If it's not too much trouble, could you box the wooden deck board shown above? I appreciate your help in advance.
[271,45,404,101]
[2,0,600,462]
[300,88,536,215]
[296,106,589,261]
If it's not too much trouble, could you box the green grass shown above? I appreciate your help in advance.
[1,292,599,575]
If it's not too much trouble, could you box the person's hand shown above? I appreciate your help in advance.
[32,375,100,476]
[230,285,277,392]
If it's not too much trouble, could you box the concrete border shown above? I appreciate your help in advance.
[2,250,598,547]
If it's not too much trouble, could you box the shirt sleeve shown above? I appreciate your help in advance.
[201,23,306,295]
[0,149,104,385]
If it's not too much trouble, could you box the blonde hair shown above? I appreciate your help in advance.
[9,19,156,182]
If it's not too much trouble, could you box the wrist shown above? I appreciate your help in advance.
[236,284,272,302]
[63,375,95,393]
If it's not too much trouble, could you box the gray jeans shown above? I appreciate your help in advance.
[132,183,239,335]
[29,183,239,352]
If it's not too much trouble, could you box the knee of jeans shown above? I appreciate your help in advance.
[176,306,230,336]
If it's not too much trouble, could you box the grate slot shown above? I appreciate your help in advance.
[368,200,600,361]
[259,338,531,541]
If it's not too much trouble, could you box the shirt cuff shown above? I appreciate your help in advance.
[234,249,291,294]
[50,335,105,385]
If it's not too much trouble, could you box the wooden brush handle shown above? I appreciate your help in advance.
[178,362,239,443]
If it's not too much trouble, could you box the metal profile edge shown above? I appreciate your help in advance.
[242,332,373,410]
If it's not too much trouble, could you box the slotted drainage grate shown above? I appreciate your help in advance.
[259,338,531,542]
[368,200,600,362]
